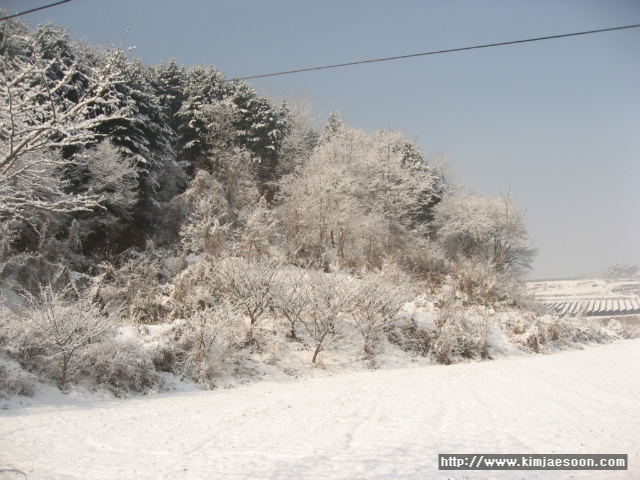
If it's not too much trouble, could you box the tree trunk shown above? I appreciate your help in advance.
[311,345,322,364]
[60,354,71,390]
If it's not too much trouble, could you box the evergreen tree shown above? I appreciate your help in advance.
[277,98,318,175]
[0,9,31,59]
[226,81,282,196]
[151,59,185,137]
[319,110,346,143]
[177,64,226,164]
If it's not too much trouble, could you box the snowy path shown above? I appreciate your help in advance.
[1,340,639,480]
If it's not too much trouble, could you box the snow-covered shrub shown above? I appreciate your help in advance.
[450,258,527,307]
[0,294,49,379]
[604,319,627,339]
[82,338,158,398]
[387,316,435,357]
[556,315,618,345]
[500,311,549,353]
[150,263,246,384]
[544,314,574,343]
[272,267,311,340]
[349,272,414,357]
[93,248,171,324]
[212,256,280,329]
[501,311,616,353]
[431,297,490,364]
[151,312,241,386]
[7,284,115,389]
[394,237,448,290]
[300,271,356,364]
[619,317,640,339]
[146,333,183,374]
[0,359,36,398]
[171,301,242,384]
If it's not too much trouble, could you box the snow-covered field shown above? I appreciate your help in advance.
[528,278,640,317]
[1,340,638,480]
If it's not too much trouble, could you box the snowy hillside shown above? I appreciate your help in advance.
[1,340,638,480]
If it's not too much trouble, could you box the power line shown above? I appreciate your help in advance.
[0,0,72,22]
[226,23,640,82]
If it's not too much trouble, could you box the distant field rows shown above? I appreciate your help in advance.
[542,297,640,316]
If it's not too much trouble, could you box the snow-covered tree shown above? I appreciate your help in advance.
[349,273,414,356]
[95,57,173,171]
[433,192,536,274]
[0,11,31,60]
[276,96,319,176]
[237,196,277,261]
[278,125,436,269]
[319,110,346,143]
[72,140,138,224]
[0,21,130,221]
[176,64,225,163]
[272,267,311,339]
[21,283,115,389]
[150,58,185,139]
[177,170,231,257]
[212,256,280,328]
[301,271,355,364]
[226,80,282,190]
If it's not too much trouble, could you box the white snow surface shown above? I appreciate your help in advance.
[1,340,639,480]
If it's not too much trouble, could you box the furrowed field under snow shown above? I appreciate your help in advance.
[1,339,638,480]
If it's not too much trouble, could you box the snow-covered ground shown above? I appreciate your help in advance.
[528,278,640,317]
[1,340,638,480]
[527,278,640,301]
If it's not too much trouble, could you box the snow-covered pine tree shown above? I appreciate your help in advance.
[226,80,282,197]
[176,64,226,164]
[277,97,319,176]
[150,58,186,140]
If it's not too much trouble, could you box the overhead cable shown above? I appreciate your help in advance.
[0,0,72,22]
[226,23,640,82]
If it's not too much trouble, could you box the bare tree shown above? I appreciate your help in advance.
[350,273,414,356]
[272,267,312,339]
[433,191,536,274]
[22,284,114,389]
[213,256,280,328]
[299,271,355,364]
[171,298,240,383]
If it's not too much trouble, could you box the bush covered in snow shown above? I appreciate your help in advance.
[82,338,159,398]
[1,284,116,389]
[0,359,37,399]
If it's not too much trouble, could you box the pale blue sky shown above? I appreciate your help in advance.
[6,0,640,279]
